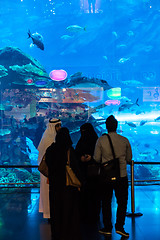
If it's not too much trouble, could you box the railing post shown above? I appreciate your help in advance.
[126,160,143,217]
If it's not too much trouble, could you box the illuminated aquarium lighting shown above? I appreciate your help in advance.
[27,78,33,84]
[49,69,67,81]
[35,80,47,87]
[107,87,121,99]
[105,100,120,106]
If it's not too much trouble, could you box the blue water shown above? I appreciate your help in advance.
[0,1,160,183]
[1,1,159,78]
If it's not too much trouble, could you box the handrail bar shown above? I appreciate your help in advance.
[0,165,38,168]
[134,162,160,165]
[133,179,160,182]
[0,182,40,185]
[1,162,160,168]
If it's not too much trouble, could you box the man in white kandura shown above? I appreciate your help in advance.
[37,118,61,220]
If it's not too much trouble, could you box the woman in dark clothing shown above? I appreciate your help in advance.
[45,127,82,240]
[75,123,101,223]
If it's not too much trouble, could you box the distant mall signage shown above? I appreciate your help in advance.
[143,87,160,102]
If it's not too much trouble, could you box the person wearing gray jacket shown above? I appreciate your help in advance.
[94,115,132,238]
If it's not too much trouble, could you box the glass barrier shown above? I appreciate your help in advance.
[0,166,40,187]
[133,162,160,183]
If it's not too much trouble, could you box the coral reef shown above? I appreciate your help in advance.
[0,65,8,78]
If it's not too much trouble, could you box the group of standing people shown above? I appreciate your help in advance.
[37,115,132,239]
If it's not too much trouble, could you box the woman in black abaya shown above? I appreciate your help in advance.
[75,123,101,223]
[45,127,82,240]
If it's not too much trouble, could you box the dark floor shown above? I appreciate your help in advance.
[0,185,160,240]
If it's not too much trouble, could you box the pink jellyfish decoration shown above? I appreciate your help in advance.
[105,100,120,106]
[27,78,33,84]
[49,69,67,81]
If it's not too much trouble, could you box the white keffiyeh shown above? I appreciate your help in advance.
[37,118,61,163]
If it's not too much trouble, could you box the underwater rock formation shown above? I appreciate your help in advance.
[51,71,112,90]
[9,63,49,84]
[0,46,50,88]
[0,65,8,78]
[65,75,111,91]
[0,46,112,90]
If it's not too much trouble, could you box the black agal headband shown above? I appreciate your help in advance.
[49,119,61,123]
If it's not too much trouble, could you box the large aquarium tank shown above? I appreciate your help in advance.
[0,0,160,186]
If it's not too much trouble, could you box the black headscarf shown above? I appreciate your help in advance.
[76,123,98,157]
[45,127,73,190]
[55,127,73,150]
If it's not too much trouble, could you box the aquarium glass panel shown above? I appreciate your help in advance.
[0,167,40,187]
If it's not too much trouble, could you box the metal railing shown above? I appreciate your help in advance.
[126,160,160,217]
[1,161,160,218]
[0,165,38,168]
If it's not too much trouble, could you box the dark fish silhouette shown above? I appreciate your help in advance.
[140,120,147,126]
[27,30,44,50]
[125,121,137,128]
[118,98,139,112]
[155,116,160,121]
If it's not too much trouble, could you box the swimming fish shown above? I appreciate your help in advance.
[155,116,160,121]
[144,45,153,52]
[127,30,134,36]
[118,57,130,63]
[70,72,82,78]
[122,80,143,87]
[117,129,123,133]
[140,120,147,126]
[116,44,127,49]
[125,122,136,128]
[112,31,118,38]
[27,30,44,50]
[60,35,73,40]
[66,25,86,32]
[118,98,139,112]
[136,109,145,115]
[139,149,158,159]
